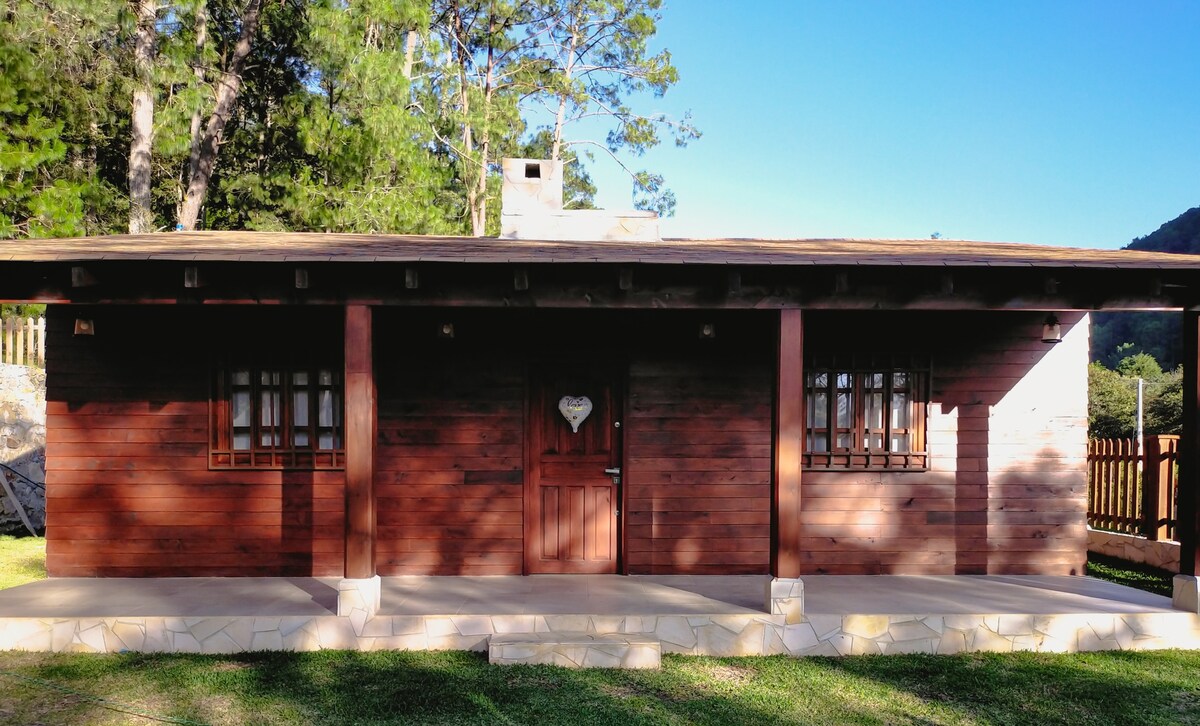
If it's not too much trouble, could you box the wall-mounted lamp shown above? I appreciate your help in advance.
[698,323,717,340]
[74,318,95,336]
[437,322,455,339]
[1041,314,1062,344]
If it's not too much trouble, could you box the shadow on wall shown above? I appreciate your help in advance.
[801,311,1089,576]
[43,305,341,577]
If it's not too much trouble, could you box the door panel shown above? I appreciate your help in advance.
[526,363,622,574]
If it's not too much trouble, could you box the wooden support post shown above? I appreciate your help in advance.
[774,309,803,578]
[1180,310,1200,577]
[344,304,376,579]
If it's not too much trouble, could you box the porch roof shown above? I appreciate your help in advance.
[5,230,1200,270]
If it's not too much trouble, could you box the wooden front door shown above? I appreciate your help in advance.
[526,363,622,574]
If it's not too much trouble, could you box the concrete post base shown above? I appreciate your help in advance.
[1175,575,1199,614]
[337,575,382,618]
[766,577,805,624]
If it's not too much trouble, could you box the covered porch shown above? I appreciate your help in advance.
[1,573,1196,658]
[5,231,1200,664]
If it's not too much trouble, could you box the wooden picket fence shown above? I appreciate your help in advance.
[0,316,45,368]
[1087,435,1179,541]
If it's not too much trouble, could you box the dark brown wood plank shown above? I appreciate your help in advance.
[774,309,803,578]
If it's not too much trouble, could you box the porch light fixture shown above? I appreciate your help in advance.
[73,318,95,336]
[1041,315,1062,344]
[698,323,717,340]
[437,322,455,339]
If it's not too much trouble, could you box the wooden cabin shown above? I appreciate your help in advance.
[4,164,1200,599]
[0,231,1194,591]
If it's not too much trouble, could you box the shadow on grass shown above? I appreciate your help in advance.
[805,649,1200,726]
[9,649,1200,726]
[1086,552,1175,597]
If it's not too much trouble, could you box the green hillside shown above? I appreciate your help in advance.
[1091,207,1200,368]
[1127,206,1200,253]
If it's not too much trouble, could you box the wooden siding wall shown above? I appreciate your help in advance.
[623,315,774,575]
[44,306,1087,579]
[44,305,346,577]
[372,310,774,576]
[800,311,1090,575]
[373,312,525,575]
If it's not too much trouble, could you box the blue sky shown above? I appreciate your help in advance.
[578,1,1200,248]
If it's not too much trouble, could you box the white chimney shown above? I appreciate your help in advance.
[500,158,660,242]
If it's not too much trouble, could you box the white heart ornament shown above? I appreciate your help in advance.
[558,396,593,433]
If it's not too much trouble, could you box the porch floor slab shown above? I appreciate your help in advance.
[2,574,1198,656]
[0,577,340,617]
[802,575,1177,615]
[0,574,1179,619]
[381,575,769,615]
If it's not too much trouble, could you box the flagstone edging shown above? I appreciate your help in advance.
[3,610,1199,656]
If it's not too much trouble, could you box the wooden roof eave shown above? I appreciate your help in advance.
[2,257,1197,312]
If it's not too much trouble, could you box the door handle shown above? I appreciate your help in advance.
[604,467,621,475]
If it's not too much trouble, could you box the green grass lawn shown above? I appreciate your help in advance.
[1,649,1199,725]
[0,538,1193,724]
[1086,552,1176,597]
[0,534,45,589]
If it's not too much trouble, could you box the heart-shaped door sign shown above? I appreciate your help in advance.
[558,396,593,433]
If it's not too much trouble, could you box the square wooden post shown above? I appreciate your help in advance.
[1175,310,1200,613]
[344,304,377,580]
[1180,311,1200,576]
[773,309,803,579]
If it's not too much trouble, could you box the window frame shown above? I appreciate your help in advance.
[210,360,345,470]
[802,354,930,471]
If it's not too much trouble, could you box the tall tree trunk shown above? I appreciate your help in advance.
[471,14,496,237]
[402,30,418,80]
[127,0,157,234]
[551,18,579,162]
[449,0,482,236]
[177,0,263,231]
[185,0,208,193]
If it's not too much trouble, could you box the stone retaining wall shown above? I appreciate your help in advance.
[1088,528,1180,573]
[0,363,45,535]
[5,609,1199,656]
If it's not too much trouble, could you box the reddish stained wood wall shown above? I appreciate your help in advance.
[799,311,1089,576]
[44,306,1087,579]
[373,311,525,575]
[44,305,345,577]
[623,315,775,575]
[372,310,775,576]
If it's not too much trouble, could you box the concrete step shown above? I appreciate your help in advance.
[488,631,661,669]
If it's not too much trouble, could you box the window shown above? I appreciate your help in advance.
[803,355,929,470]
[211,364,344,469]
